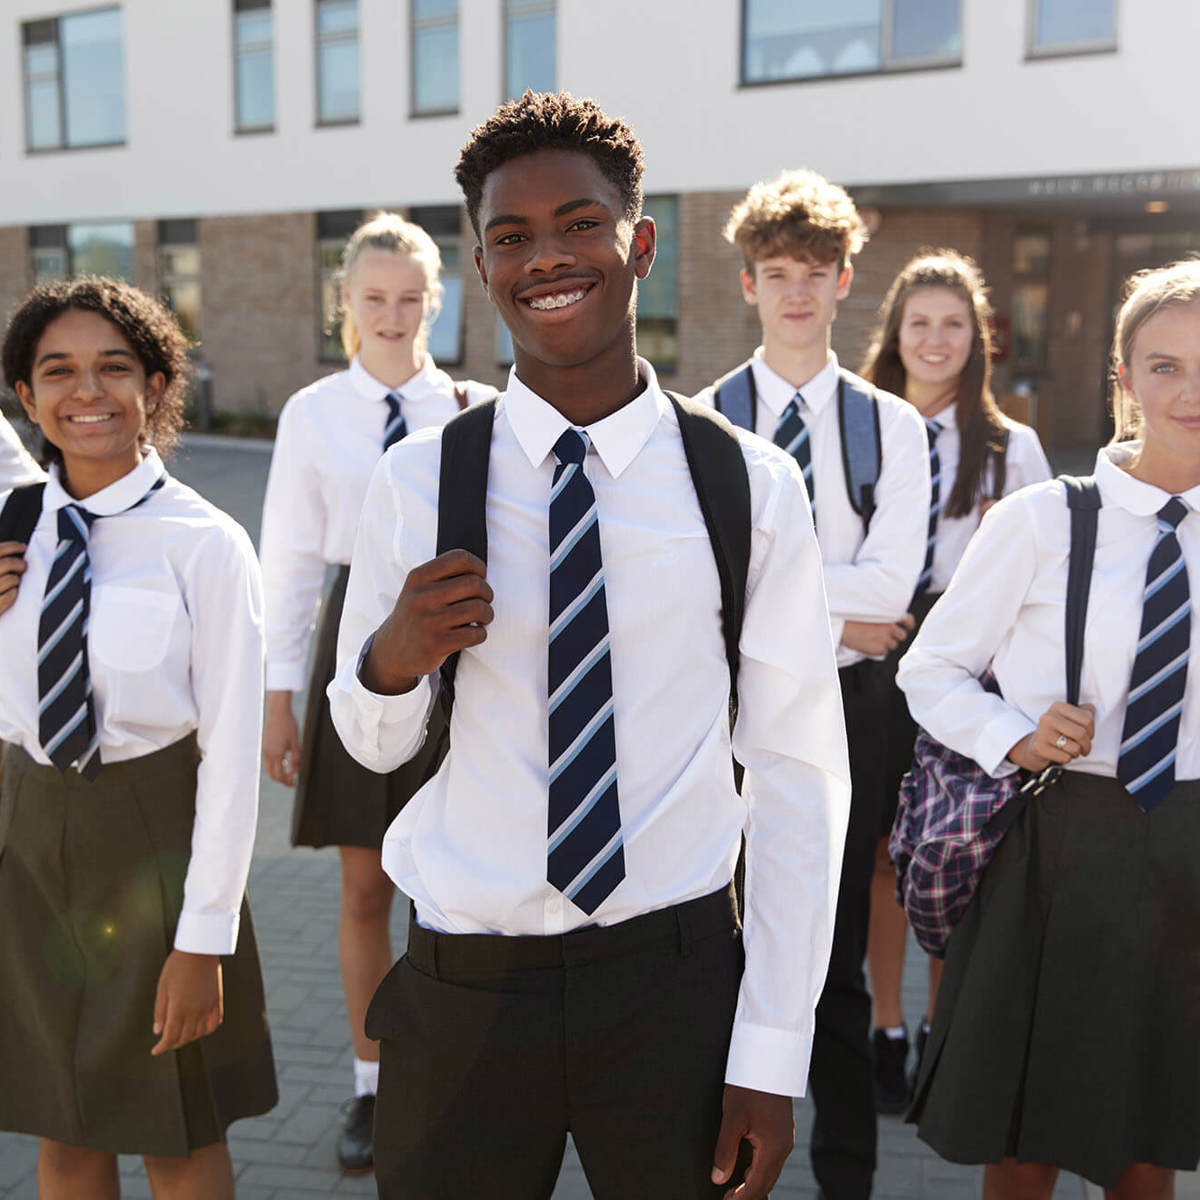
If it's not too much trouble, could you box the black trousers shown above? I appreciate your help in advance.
[808,661,887,1199]
[367,885,745,1200]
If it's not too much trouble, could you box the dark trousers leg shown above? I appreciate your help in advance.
[809,663,886,1199]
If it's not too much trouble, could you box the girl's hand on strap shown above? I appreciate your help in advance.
[0,542,28,617]
[151,950,224,1056]
[1007,702,1096,772]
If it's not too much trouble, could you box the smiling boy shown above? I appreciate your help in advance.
[329,95,851,1200]
[698,171,931,1200]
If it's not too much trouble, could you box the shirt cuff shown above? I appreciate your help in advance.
[978,709,1038,778]
[174,909,240,956]
[724,1015,815,1098]
[350,635,436,725]
[828,616,846,651]
[266,660,307,692]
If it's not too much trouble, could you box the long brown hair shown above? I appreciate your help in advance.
[861,248,1007,519]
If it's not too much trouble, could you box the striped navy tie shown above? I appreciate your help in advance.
[547,428,624,915]
[914,418,943,598]
[38,503,101,779]
[1117,496,1190,811]
[383,391,407,451]
[774,394,813,510]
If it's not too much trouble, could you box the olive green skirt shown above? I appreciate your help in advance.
[0,736,277,1157]
[292,565,447,849]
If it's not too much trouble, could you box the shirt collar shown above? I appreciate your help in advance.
[44,447,165,517]
[749,348,840,418]
[348,354,439,403]
[504,357,668,480]
[1096,441,1200,517]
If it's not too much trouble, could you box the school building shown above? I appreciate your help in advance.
[0,0,1196,450]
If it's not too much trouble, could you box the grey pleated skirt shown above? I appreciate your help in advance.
[909,770,1200,1188]
[0,736,277,1157]
[291,565,447,849]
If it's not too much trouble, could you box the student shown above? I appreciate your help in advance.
[858,249,1051,1112]
[328,92,851,1200]
[897,258,1200,1199]
[0,278,276,1199]
[259,211,491,1172]
[697,169,931,1199]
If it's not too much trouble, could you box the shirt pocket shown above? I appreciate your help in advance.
[89,584,179,673]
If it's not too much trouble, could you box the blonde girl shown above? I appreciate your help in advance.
[258,212,491,1172]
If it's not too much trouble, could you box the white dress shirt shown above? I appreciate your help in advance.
[897,442,1200,781]
[926,402,1051,592]
[0,450,265,955]
[0,412,43,491]
[696,350,930,666]
[329,360,852,1099]
[260,355,490,692]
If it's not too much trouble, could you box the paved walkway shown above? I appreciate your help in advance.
[0,435,1190,1198]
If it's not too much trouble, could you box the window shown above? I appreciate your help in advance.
[412,0,458,115]
[316,0,360,124]
[741,0,960,84]
[318,210,363,361]
[1028,0,1116,56]
[234,0,275,132]
[23,8,126,151]
[31,222,135,281]
[636,196,679,371]
[1011,227,1052,370]
[159,220,202,342]
[411,206,464,365]
[505,0,555,99]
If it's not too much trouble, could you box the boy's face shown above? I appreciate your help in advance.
[741,253,852,355]
[473,148,655,371]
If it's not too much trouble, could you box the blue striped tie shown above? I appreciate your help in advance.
[775,393,813,516]
[383,391,407,451]
[1118,496,1190,811]
[914,418,943,598]
[547,429,624,915]
[38,504,100,779]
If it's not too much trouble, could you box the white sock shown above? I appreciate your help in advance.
[354,1056,379,1098]
[884,1025,907,1040]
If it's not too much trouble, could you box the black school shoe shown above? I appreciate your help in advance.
[871,1027,910,1115]
[337,1094,375,1173]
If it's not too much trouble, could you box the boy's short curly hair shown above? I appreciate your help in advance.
[725,169,868,271]
[2,276,192,465]
[454,91,644,240]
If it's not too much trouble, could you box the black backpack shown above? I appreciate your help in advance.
[419,393,752,775]
[0,483,46,545]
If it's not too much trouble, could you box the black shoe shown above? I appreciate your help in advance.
[337,1094,375,1173]
[871,1027,909,1115]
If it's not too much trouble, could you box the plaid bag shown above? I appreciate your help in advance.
[889,476,1101,958]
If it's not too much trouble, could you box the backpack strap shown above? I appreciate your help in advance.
[836,369,882,529]
[667,393,752,720]
[1061,474,1102,706]
[991,426,1012,501]
[0,482,46,545]
[711,363,757,435]
[435,399,498,708]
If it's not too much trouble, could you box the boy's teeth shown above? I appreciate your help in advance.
[530,288,585,311]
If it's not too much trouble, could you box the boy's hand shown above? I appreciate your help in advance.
[841,614,915,657]
[361,550,494,696]
[152,951,223,1056]
[1008,702,1096,772]
[263,690,301,785]
[0,542,28,617]
[711,1084,794,1199]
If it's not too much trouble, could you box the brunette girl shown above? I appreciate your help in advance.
[859,249,1051,1111]
[0,278,276,1199]
[258,211,491,1172]
[897,258,1200,1198]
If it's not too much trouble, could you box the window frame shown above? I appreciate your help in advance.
[502,0,557,101]
[635,194,680,374]
[409,205,465,367]
[314,0,361,128]
[737,0,963,89]
[22,5,126,154]
[232,0,275,135]
[158,219,203,343]
[1024,0,1118,61]
[410,0,459,117]
[316,209,364,363]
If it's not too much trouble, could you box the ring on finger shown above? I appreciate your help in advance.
[1055,733,1068,750]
